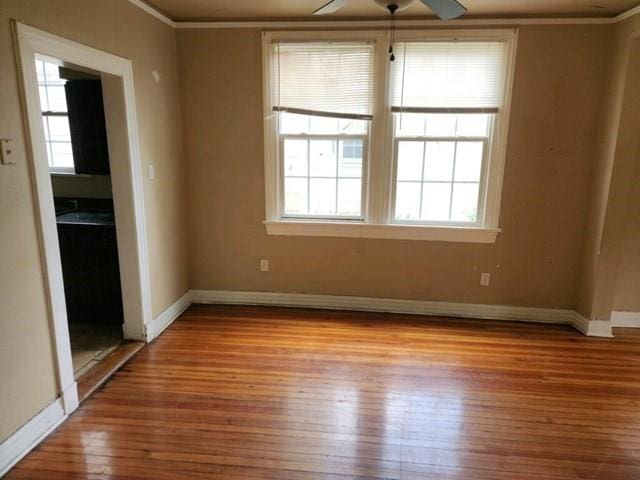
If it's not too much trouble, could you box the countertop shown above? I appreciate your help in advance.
[56,211,115,226]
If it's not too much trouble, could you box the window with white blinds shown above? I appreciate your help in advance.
[262,30,517,242]
[390,41,508,113]
[271,41,376,120]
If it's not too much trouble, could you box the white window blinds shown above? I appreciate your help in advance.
[271,41,375,120]
[391,41,508,114]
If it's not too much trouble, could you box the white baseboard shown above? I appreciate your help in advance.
[145,290,193,342]
[0,397,67,477]
[190,289,613,337]
[611,311,640,328]
[571,313,613,337]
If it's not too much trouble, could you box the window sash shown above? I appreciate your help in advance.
[42,111,74,172]
[279,132,368,221]
[391,134,490,227]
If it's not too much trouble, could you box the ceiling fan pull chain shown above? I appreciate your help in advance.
[388,4,398,61]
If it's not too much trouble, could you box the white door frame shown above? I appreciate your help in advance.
[13,22,153,414]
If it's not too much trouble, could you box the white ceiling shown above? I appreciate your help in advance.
[146,0,639,21]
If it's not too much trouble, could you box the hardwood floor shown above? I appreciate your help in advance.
[7,304,640,479]
[76,341,144,403]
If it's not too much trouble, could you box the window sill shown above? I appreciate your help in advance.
[50,172,90,178]
[264,220,500,243]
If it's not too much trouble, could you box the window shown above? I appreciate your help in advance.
[390,40,507,227]
[36,58,74,174]
[281,113,367,218]
[394,113,490,224]
[271,40,375,219]
[263,30,517,243]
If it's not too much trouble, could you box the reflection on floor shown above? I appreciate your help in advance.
[68,322,122,379]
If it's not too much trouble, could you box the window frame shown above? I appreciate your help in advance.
[279,131,370,221]
[390,118,493,227]
[262,29,518,243]
[42,111,75,175]
[36,57,76,175]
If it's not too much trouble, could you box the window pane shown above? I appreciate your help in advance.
[47,116,71,142]
[451,183,479,222]
[421,183,452,221]
[43,117,53,166]
[50,142,74,168]
[309,178,336,215]
[35,60,45,82]
[338,118,367,135]
[280,113,309,134]
[44,62,63,84]
[339,139,363,178]
[47,85,67,112]
[283,139,307,177]
[395,113,426,137]
[38,86,49,111]
[457,114,489,137]
[395,181,421,221]
[42,116,50,141]
[337,179,361,216]
[284,178,308,214]
[424,142,455,181]
[309,140,337,177]
[397,141,424,181]
[280,113,367,135]
[309,116,339,134]
[425,114,457,137]
[455,142,484,182]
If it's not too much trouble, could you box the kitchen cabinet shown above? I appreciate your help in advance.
[57,210,123,326]
[64,79,110,175]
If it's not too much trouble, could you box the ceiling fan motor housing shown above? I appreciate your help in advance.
[374,0,414,13]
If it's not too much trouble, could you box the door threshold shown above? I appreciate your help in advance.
[76,340,144,402]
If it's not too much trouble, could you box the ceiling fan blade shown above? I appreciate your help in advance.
[419,0,467,19]
[313,0,348,15]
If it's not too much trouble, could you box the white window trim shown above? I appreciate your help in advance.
[262,29,518,243]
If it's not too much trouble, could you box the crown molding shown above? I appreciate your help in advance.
[176,17,614,28]
[128,0,640,29]
[129,0,176,27]
[617,3,640,22]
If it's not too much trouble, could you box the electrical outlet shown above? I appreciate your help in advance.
[148,164,155,180]
[480,273,491,287]
[260,259,269,272]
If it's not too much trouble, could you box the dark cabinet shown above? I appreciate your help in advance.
[57,222,123,326]
[64,79,110,175]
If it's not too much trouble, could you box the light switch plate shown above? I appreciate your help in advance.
[0,139,15,165]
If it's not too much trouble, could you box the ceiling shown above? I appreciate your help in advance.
[146,0,639,21]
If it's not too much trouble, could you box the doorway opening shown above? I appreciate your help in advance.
[36,57,126,380]
[15,22,153,413]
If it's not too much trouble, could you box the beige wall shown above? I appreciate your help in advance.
[178,25,610,309]
[51,174,113,199]
[612,138,640,313]
[577,15,640,319]
[0,0,189,442]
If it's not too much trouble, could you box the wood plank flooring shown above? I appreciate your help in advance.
[7,304,640,479]
[76,341,144,402]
